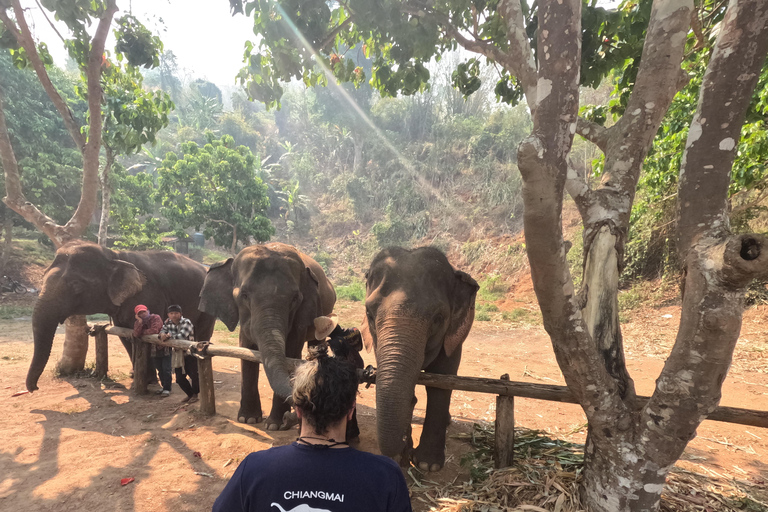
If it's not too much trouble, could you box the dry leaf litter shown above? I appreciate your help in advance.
[407,424,767,512]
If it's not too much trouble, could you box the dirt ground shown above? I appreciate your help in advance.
[1,297,767,512]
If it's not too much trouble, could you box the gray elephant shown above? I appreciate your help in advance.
[27,241,217,392]
[199,242,335,430]
[361,246,479,471]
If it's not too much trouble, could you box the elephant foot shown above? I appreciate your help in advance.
[413,444,445,472]
[264,417,282,431]
[280,411,299,430]
[237,407,263,425]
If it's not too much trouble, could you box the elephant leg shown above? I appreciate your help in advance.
[414,350,462,472]
[413,386,453,472]
[265,391,292,431]
[238,360,263,424]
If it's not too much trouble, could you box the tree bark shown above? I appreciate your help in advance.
[98,148,115,247]
[56,315,89,375]
[0,207,13,277]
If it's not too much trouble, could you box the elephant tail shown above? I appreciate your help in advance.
[270,504,287,512]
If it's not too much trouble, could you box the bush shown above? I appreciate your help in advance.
[478,274,507,301]
[313,251,333,274]
[475,311,491,321]
[336,279,366,302]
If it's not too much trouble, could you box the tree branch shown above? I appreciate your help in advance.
[64,0,118,237]
[518,0,630,422]
[676,0,768,256]
[575,117,610,152]
[318,15,354,51]
[3,1,85,150]
[644,0,768,469]
[497,0,538,109]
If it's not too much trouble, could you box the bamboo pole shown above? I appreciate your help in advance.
[97,325,768,429]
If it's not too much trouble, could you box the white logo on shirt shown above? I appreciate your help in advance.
[271,503,334,512]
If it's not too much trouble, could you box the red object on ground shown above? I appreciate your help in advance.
[193,451,202,458]
[120,478,135,486]
[11,390,29,397]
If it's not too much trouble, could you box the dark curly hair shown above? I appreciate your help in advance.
[292,344,359,435]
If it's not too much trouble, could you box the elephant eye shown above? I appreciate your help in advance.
[366,308,375,324]
[239,292,248,301]
[433,313,444,325]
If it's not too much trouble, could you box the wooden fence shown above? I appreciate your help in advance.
[92,324,768,469]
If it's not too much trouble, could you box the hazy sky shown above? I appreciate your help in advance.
[23,0,255,89]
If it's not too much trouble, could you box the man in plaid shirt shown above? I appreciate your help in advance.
[159,305,199,403]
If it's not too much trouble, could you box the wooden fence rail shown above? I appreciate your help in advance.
[93,324,768,468]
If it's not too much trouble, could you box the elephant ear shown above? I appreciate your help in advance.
[200,258,239,331]
[444,269,479,357]
[295,267,321,339]
[108,261,146,306]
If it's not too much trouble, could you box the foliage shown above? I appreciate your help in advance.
[109,166,168,250]
[156,133,274,250]
[0,53,84,225]
[335,278,366,302]
[478,274,507,302]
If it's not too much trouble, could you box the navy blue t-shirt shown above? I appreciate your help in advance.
[212,443,413,512]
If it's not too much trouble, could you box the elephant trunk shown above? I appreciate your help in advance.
[251,312,294,402]
[27,296,66,392]
[374,317,428,458]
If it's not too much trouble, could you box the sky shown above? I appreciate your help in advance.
[23,0,255,90]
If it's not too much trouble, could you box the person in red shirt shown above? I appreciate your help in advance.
[133,305,170,396]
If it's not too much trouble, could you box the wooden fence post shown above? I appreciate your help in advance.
[198,356,216,416]
[495,374,515,469]
[94,329,108,379]
[132,340,149,395]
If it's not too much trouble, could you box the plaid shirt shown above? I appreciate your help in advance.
[160,317,195,341]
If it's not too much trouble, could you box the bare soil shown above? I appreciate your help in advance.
[1,297,767,511]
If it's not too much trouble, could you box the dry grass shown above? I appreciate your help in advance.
[408,424,768,512]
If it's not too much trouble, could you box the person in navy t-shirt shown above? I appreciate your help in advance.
[212,344,412,512]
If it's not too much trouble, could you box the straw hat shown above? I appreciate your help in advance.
[314,314,339,340]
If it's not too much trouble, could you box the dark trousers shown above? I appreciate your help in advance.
[153,354,172,391]
[175,355,200,397]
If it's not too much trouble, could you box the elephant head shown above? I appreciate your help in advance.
[200,243,329,402]
[27,242,145,391]
[361,246,478,460]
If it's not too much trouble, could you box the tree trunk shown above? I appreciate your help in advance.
[56,315,89,375]
[97,148,115,247]
[230,224,238,254]
[0,207,13,277]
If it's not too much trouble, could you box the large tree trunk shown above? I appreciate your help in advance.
[517,0,768,510]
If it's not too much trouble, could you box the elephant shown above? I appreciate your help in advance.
[199,242,336,430]
[360,246,479,472]
[26,241,217,392]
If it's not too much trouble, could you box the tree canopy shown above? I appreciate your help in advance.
[156,133,274,253]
